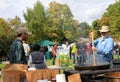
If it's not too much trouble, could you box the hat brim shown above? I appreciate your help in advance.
[27,32,32,35]
[99,30,109,32]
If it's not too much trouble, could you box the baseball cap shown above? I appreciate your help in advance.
[16,27,32,35]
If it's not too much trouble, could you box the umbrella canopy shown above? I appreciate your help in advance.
[37,40,54,46]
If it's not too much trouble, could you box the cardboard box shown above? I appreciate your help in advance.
[26,70,43,82]
[2,64,27,82]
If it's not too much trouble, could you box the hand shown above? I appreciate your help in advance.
[90,31,94,39]
[92,46,97,51]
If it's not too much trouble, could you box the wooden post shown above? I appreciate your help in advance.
[90,32,96,66]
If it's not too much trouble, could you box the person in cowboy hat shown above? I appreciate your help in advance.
[9,27,31,64]
[90,26,114,68]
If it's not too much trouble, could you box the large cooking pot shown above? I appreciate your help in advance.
[75,64,110,71]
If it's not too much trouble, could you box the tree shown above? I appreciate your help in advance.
[47,1,79,42]
[0,18,15,59]
[8,16,23,29]
[0,18,10,36]
[91,2,120,40]
[24,1,48,43]
[91,19,101,39]
[101,1,120,40]
[78,22,90,38]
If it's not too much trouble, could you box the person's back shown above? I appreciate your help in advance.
[77,42,86,55]
[77,42,86,65]
[28,44,46,69]
[30,51,46,69]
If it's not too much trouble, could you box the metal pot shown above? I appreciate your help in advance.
[75,64,110,71]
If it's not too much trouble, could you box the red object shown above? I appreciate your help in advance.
[52,44,57,56]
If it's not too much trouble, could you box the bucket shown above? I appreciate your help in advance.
[56,74,66,82]
[37,80,48,82]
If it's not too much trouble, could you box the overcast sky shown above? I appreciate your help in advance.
[0,0,116,25]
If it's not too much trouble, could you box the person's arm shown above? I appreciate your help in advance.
[16,42,22,63]
[28,55,32,66]
[27,44,30,53]
[89,31,99,51]
[44,55,46,64]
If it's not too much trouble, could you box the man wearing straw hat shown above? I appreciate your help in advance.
[90,26,114,68]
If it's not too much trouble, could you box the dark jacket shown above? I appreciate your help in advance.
[31,51,46,69]
[9,38,27,64]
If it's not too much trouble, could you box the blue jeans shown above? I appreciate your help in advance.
[72,53,76,64]
[86,54,92,65]
[77,54,84,65]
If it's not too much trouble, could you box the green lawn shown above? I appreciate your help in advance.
[113,55,120,59]
[0,64,5,69]
[0,59,74,70]
[46,58,74,66]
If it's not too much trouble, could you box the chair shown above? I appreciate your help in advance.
[68,73,82,82]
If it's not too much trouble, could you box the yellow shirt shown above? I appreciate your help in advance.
[71,45,77,54]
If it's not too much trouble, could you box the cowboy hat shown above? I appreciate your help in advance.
[99,26,109,32]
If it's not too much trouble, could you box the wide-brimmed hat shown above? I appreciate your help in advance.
[16,27,31,35]
[99,26,109,32]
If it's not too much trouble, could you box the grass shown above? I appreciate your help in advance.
[0,58,74,69]
[113,55,120,59]
[46,59,53,66]
[46,58,74,66]
[0,64,5,70]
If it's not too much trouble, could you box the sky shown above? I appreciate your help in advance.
[0,0,116,25]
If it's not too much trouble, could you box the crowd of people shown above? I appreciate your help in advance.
[9,25,118,69]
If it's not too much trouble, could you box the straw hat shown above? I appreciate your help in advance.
[16,27,31,35]
[99,26,109,32]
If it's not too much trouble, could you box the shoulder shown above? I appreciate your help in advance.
[13,39,22,48]
[96,37,102,41]
[106,37,114,42]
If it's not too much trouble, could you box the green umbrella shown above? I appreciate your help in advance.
[37,40,54,46]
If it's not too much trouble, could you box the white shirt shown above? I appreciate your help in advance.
[23,43,30,56]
